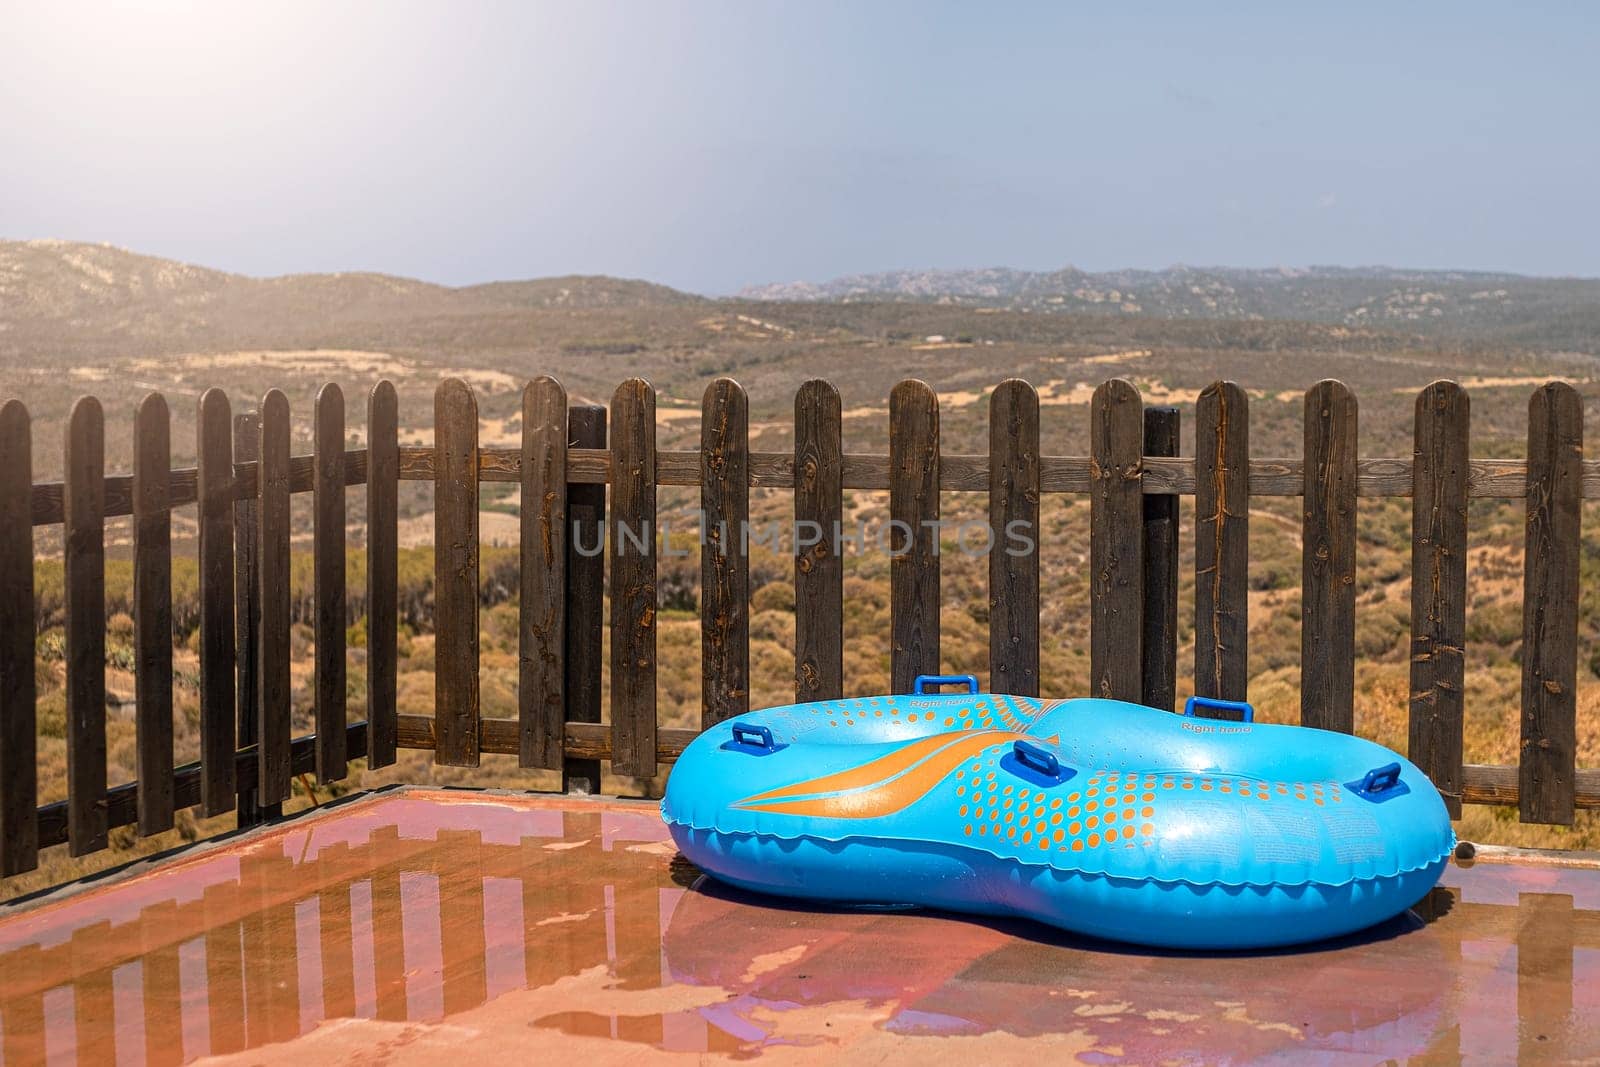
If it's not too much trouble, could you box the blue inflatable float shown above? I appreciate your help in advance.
[661,677,1455,949]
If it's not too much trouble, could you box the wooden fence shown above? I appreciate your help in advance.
[0,375,1596,878]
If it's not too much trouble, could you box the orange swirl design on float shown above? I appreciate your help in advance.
[733,730,1032,819]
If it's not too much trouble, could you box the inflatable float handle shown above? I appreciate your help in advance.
[1183,695,1254,723]
[1012,740,1062,779]
[1360,763,1403,793]
[1346,761,1409,801]
[730,724,776,751]
[913,674,980,695]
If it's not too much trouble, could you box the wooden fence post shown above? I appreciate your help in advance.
[1520,381,1581,825]
[794,380,843,701]
[564,405,606,793]
[1089,379,1143,702]
[701,377,750,726]
[889,380,940,693]
[520,376,567,769]
[133,394,174,836]
[1194,381,1250,702]
[434,378,480,767]
[609,379,657,779]
[314,383,347,781]
[988,379,1040,696]
[1409,381,1468,817]
[1302,380,1357,733]
[64,396,108,855]
[196,388,237,814]
[256,393,292,809]
[1141,406,1179,711]
[366,380,399,769]
[0,399,37,875]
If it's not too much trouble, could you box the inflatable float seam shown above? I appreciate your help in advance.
[660,816,1455,892]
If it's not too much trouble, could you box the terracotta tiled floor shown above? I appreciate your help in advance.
[0,787,1595,1064]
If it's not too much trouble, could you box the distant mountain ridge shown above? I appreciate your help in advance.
[5,241,1598,358]
[0,239,701,321]
[0,240,707,361]
[740,264,1600,347]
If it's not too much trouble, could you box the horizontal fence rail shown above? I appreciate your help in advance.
[0,374,1596,877]
[36,450,1600,527]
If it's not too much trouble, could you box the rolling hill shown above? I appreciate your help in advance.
[741,264,1600,352]
[0,240,703,363]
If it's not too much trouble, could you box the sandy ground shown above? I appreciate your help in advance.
[398,509,522,548]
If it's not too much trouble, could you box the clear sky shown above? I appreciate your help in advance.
[2,1,1596,293]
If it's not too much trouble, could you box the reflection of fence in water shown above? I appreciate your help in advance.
[1412,886,1592,1063]
[1,819,1597,1062]
[0,810,687,1064]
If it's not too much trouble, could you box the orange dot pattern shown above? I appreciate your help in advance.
[956,765,1346,860]
[785,699,1348,865]
[794,694,1049,733]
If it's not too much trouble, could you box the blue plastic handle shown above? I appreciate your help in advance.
[1344,761,1409,802]
[1012,740,1061,779]
[1183,695,1254,724]
[1359,762,1402,794]
[731,724,775,751]
[913,674,980,695]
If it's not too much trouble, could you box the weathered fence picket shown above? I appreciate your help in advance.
[889,379,940,693]
[988,379,1041,697]
[256,392,292,807]
[1302,380,1358,734]
[196,389,237,815]
[793,379,844,701]
[1194,381,1250,702]
[700,378,750,727]
[1089,379,1144,702]
[64,398,108,856]
[313,384,347,781]
[0,400,37,876]
[1521,382,1582,825]
[2,371,1597,878]
[609,378,657,779]
[1409,381,1469,818]
[133,394,174,835]
[434,378,481,767]
[519,376,568,769]
[366,380,400,771]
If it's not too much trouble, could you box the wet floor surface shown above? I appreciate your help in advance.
[0,788,1596,1065]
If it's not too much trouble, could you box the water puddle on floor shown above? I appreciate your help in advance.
[0,789,1596,1064]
